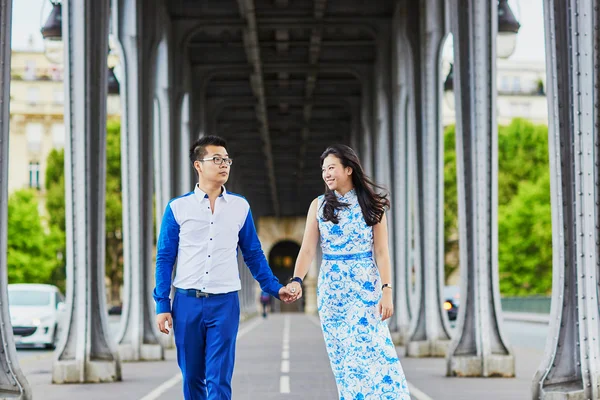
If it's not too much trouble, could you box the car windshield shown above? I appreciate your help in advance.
[9,290,52,307]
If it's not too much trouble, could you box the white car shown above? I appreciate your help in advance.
[8,284,66,349]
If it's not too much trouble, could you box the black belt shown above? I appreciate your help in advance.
[175,288,228,298]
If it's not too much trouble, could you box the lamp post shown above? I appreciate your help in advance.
[40,1,63,65]
[41,0,120,95]
[497,0,521,59]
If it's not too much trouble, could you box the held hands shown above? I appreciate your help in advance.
[156,312,173,335]
[378,290,394,322]
[279,282,303,304]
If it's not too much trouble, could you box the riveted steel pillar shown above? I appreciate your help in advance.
[0,0,31,396]
[114,0,164,362]
[52,0,121,383]
[390,1,417,344]
[360,74,374,177]
[446,0,514,377]
[405,0,453,358]
[532,1,600,397]
[373,27,398,332]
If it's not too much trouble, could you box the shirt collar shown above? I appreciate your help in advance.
[334,188,357,202]
[194,184,230,202]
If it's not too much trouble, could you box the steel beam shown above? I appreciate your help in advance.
[446,0,514,377]
[238,0,280,217]
[114,0,164,362]
[405,0,452,358]
[0,0,31,395]
[52,0,121,383]
[532,1,600,397]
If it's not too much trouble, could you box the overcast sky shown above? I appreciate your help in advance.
[13,0,545,62]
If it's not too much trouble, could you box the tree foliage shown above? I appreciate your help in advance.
[7,190,59,284]
[42,119,124,300]
[444,118,552,295]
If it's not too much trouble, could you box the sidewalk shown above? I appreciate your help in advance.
[19,314,543,399]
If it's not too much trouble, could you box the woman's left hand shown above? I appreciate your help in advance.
[378,290,394,321]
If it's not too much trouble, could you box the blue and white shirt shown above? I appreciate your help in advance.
[153,185,283,314]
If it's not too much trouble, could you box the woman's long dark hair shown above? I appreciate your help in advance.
[320,144,390,226]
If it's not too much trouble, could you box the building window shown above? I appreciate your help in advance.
[501,76,510,93]
[52,123,65,148]
[29,162,40,189]
[512,77,521,93]
[24,60,36,81]
[53,89,64,104]
[26,123,43,153]
[27,87,40,105]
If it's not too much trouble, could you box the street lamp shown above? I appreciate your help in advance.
[497,0,521,59]
[40,0,120,93]
[40,1,63,65]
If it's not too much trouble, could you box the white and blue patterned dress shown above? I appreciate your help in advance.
[317,189,410,400]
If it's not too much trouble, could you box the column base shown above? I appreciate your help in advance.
[390,324,410,346]
[118,343,164,362]
[447,354,515,377]
[159,333,175,350]
[52,359,121,383]
[405,339,450,357]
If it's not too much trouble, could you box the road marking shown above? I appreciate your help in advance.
[139,317,263,400]
[280,315,291,394]
[279,375,290,393]
[407,382,433,400]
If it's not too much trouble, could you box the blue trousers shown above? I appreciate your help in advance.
[172,290,240,400]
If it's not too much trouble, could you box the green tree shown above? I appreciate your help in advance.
[443,119,552,295]
[44,120,124,301]
[7,190,58,283]
[443,125,459,281]
[498,171,552,295]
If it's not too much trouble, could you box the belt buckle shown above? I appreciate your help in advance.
[195,290,208,298]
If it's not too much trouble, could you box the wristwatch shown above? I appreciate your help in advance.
[290,277,303,285]
[382,283,393,290]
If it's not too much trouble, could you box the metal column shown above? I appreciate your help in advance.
[114,0,164,362]
[405,0,453,357]
[373,28,397,332]
[360,75,374,177]
[390,1,416,344]
[446,0,514,377]
[0,0,31,396]
[52,0,121,383]
[533,1,600,397]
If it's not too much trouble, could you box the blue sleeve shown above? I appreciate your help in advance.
[152,203,180,314]
[238,207,283,299]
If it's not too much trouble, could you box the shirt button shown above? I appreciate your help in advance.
[210,238,213,240]
[211,222,214,225]
[206,272,208,274]
[208,255,211,257]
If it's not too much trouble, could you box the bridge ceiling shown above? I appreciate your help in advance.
[169,0,394,216]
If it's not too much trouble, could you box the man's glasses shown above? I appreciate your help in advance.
[200,156,233,166]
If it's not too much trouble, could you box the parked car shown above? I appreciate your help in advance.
[443,285,460,321]
[8,284,66,349]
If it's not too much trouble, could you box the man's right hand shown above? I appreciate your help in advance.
[156,312,173,335]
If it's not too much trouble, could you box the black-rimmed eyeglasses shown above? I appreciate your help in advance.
[200,156,233,166]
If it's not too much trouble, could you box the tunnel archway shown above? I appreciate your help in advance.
[268,240,302,312]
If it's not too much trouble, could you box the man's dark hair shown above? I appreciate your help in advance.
[189,135,229,164]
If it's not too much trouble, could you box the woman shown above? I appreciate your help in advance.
[288,145,410,399]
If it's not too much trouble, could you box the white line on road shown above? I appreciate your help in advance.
[280,315,291,394]
[139,317,264,400]
[407,382,434,400]
[279,375,290,393]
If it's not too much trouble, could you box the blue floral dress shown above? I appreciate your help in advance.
[317,189,410,400]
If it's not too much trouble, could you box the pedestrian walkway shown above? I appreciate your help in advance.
[19,313,542,399]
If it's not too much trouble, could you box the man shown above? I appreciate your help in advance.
[153,135,297,400]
